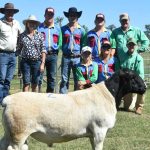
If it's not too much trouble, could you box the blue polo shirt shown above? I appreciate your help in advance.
[87,29,111,59]
[38,23,62,52]
[61,24,86,55]
[95,57,115,83]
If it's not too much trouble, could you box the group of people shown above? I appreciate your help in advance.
[0,3,149,115]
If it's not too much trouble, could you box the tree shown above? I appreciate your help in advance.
[107,24,116,31]
[55,16,64,27]
[144,24,150,40]
[82,25,89,32]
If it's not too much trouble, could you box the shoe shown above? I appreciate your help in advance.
[135,107,142,115]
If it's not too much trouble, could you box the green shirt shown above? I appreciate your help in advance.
[115,51,144,79]
[110,26,149,61]
[76,61,98,83]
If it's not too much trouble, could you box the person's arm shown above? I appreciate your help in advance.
[137,29,149,53]
[110,31,117,57]
[40,33,47,72]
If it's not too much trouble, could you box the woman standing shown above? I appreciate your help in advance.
[17,15,46,92]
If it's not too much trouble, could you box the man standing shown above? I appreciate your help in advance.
[59,7,86,94]
[110,13,149,61]
[87,13,111,61]
[38,7,62,93]
[0,3,22,102]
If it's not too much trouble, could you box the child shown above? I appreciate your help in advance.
[76,46,98,90]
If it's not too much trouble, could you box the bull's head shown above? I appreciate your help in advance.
[119,68,146,96]
[105,68,147,109]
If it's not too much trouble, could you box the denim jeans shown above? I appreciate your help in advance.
[59,56,80,94]
[21,59,41,85]
[45,54,58,93]
[0,52,16,102]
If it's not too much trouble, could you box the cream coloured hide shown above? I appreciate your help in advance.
[0,68,146,150]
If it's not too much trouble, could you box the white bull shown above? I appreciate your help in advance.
[0,68,146,150]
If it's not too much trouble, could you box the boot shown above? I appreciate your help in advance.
[135,107,142,115]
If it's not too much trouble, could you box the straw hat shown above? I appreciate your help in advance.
[23,15,40,26]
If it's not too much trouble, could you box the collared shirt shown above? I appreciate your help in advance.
[95,57,115,83]
[17,31,46,60]
[115,51,144,79]
[76,61,98,84]
[61,23,86,55]
[87,28,111,59]
[38,22,62,52]
[110,26,149,61]
[0,17,22,51]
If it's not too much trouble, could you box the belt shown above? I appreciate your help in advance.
[63,54,81,58]
[22,58,41,61]
[0,50,15,54]
[47,51,58,55]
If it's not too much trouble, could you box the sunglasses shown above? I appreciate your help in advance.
[101,45,111,50]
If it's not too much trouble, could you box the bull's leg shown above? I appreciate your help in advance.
[7,143,28,150]
[7,135,29,150]
[0,134,10,150]
[89,123,108,150]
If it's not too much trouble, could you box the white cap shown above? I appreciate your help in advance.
[81,46,92,54]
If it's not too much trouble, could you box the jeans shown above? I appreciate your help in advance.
[21,59,41,85]
[0,52,16,102]
[59,56,80,94]
[45,54,58,93]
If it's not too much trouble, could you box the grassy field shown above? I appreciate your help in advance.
[0,88,150,150]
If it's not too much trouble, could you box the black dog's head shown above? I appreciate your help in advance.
[119,68,146,96]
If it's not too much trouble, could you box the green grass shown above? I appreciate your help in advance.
[0,89,150,150]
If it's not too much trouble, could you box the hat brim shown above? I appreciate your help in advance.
[0,8,19,14]
[127,42,136,45]
[23,20,41,26]
[120,17,128,20]
[63,11,82,18]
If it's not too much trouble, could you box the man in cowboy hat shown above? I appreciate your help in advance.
[0,3,22,103]
[38,7,62,93]
[59,7,86,94]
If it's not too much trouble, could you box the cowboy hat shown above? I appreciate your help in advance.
[0,3,19,14]
[63,7,82,18]
[23,15,41,26]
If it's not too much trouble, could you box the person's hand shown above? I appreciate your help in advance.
[78,81,86,85]
[40,62,45,73]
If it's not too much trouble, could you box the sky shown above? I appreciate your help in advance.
[0,0,150,31]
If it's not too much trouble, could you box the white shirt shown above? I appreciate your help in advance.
[0,17,22,52]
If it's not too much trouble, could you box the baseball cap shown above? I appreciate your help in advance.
[81,46,92,54]
[127,38,137,45]
[101,38,111,49]
[95,13,105,20]
[120,13,129,20]
[45,7,54,15]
